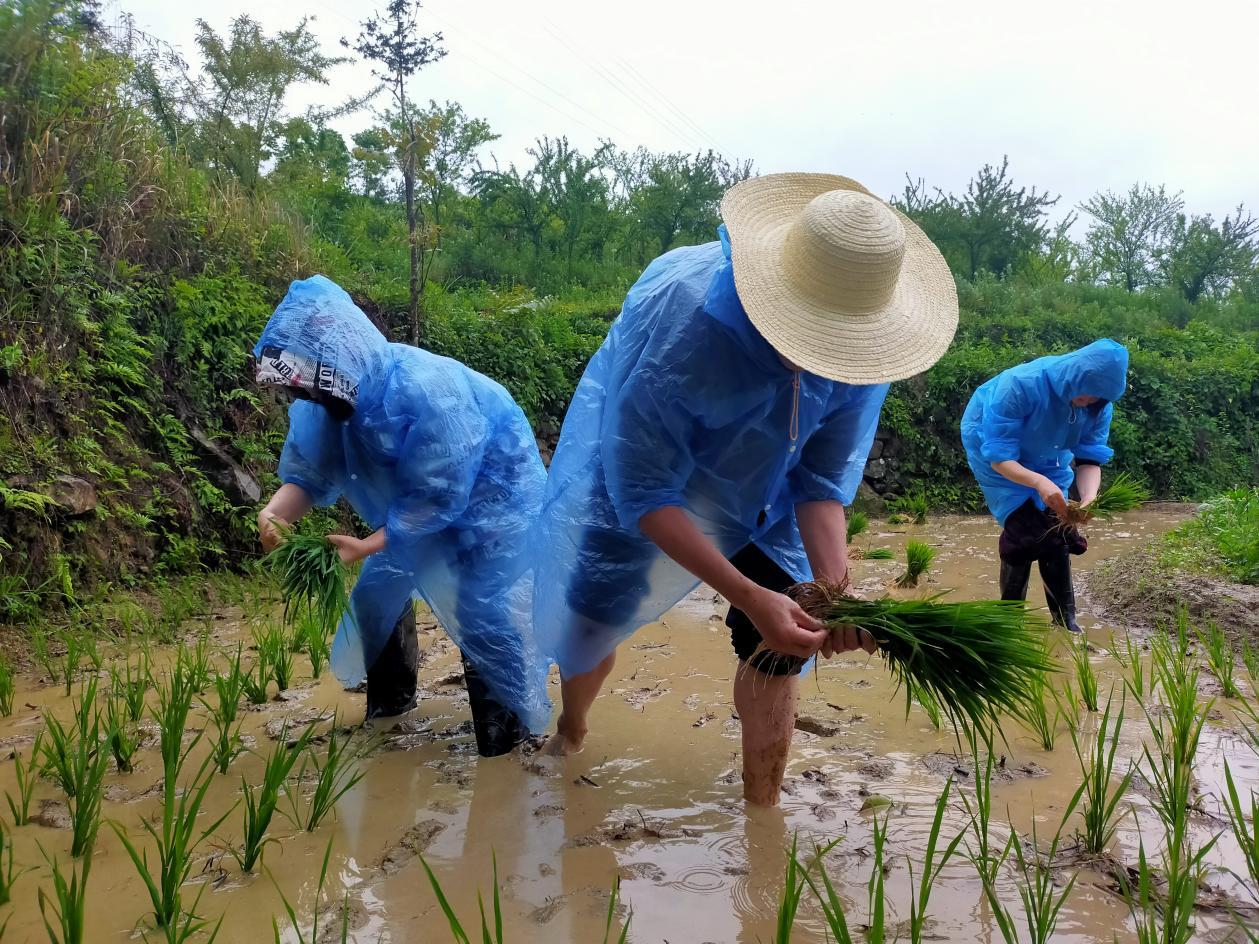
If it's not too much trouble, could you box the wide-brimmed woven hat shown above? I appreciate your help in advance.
[721,173,958,384]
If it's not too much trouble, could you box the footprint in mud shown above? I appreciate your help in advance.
[920,751,1050,782]
[378,819,447,874]
[568,815,702,848]
[857,757,896,780]
[425,759,473,788]
[533,803,565,819]
[620,861,667,882]
[617,684,671,709]
[794,715,842,738]
[692,711,717,728]
[530,896,568,924]
[683,694,701,710]
[264,708,335,743]
[32,799,72,830]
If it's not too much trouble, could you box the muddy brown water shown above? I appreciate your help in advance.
[1,509,1257,943]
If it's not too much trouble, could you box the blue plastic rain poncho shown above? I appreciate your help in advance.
[960,339,1129,526]
[533,229,890,678]
[254,276,551,732]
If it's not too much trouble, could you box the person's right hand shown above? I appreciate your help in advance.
[1036,477,1069,518]
[741,585,829,659]
[258,512,288,554]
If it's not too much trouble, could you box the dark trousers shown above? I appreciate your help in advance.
[365,602,528,757]
[998,499,1081,630]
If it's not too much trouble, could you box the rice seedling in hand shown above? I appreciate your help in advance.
[1196,621,1241,698]
[793,582,1055,731]
[981,800,1079,944]
[37,848,90,944]
[0,654,14,716]
[269,838,349,944]
[1069,689,1133,855]
[269,524,352,636]
[1059,472,1150,530]
[846,511,869,542]
[233,725,314,872]
[7,733,42,825]
[1071,636,1099,712]
[895,540,935,588]
[111,755,232,937]
[289,720,367,831]
[907,778,967,944]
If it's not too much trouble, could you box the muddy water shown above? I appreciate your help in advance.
[1,509,1257,943]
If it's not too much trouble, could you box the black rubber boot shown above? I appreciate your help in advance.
[462,655,527,757]
[999,560,1032,601]
[1038,553,1081,633]
[365,604,420,720]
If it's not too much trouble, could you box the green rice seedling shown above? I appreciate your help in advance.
[982,799,1079,944]
[774,833,809,943]
[907,778,966,944]
[111,651,150,723]
[103,692,140,774]
[1069,689,1133,855]
[0,654,14,716]
[0,822,29,906]
[1222,761,1258,897]
[1016,637,1061,751]
[233,725,314,872]
[79,630,104,674]
[255,623,295,693]
[179,630,215,695]
[289,720,366,831]
[243,656,271,705]
[864,547,895,561]
[909,678,945,730]
[1122,832,1217,944]
[300,612,331,680]
[40,679,100,799]
[7,733,42,824]
[794,582,1055,731]
[960,728,1001,884]
[1196,621,1241,698]
[269,838,349,944]
[37,848,90,944]
[867,808,889,944]
[111,754,232,937]
[47,681,109,857]
[1118,633,1147,699]
[56,629,84,696]
[846,511,869,542]
[794,840,855,944]
[891,492,929,525]
[1071,636,1099,712]
[895,540,935,588]
[269,525,352,636]
[602,874,632,944]
[31,625,59,685]
[1085,471,1150,520]
[203,647,246,775]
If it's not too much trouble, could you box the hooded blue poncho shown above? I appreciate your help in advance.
[533,229,890,678]
[254,276,551,732]
[960,339,1129,526]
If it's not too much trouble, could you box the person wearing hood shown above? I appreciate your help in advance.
[534,174,960,805]
[960,339,1130,633]
[252,275,551,756]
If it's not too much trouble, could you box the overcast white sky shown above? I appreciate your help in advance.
[110,0,1258,223]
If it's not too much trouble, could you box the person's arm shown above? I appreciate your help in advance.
[328,528,385,565]
[639,506,827,660]
[1075,463,1102,507]
[796,500,877,658]
[258,483,314,552]
[991,459,1069,518]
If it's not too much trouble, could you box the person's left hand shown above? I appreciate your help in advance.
[821,624,878,658]
[327,534,369,566]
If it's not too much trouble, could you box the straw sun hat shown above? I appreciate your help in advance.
[721,173,958,385]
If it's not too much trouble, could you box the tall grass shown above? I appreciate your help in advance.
[234,726,313,872]
[1069,689,1133,855]
[895,540,935,588]
[31,625,59,686]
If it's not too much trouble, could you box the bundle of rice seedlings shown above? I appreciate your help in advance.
[792,581,1056,730]
[846,511,869,543]
[1058,472,1149,529]
[864,548,895,561]
[268,524,351,635]
[895,540,935,588]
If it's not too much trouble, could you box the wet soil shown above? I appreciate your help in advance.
[0,509,1257,943]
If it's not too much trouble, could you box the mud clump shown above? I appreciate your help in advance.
[795,715,842,737]
[921,751,1049,782]
[857,757,896,780]
[568,815,702,847]
[379,819,447,874]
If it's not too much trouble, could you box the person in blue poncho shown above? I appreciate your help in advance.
[961,340,1130,633]
[252,275,551,756]
[534,174,960,805]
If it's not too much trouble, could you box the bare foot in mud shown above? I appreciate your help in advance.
[541,731,584,756]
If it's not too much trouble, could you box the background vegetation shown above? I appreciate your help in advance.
[1,0,1256,615]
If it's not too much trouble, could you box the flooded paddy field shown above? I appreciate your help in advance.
[0,508,1256,942]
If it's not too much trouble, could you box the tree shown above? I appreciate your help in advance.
[345,0,446,345]
[1080,184,1183,291]
[897,157,1063,281]
[1160,206,1259,302]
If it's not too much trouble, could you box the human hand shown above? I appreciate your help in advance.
[822,624,879,659]
[327,534,369,566]
[1036,477,1069,518]
[742,586,829,659]
[258,512,287,554]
